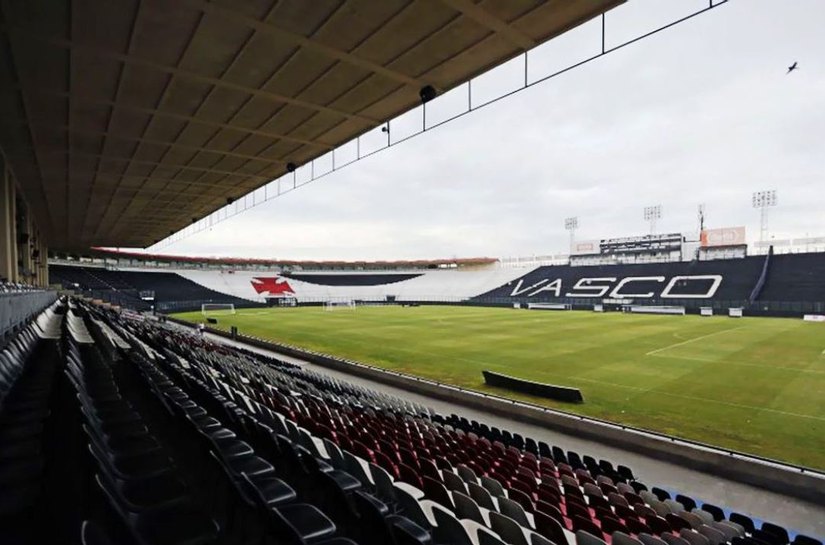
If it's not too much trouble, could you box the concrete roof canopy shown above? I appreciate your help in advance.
[0,0,622,252]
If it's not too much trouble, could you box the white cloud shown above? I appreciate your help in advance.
[161,0,825,260]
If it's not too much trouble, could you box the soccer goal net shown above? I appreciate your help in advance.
[201,303,236,316]
[324,300,356,311]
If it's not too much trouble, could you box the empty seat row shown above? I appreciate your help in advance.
[5,299,816,545]
[101,307,820,545]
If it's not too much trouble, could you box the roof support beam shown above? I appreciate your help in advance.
[11,124,286,165]
[437,0,536,50]
[188,0,423,88]
[0,24,380,124]
[9,86,333,150]
[37,169,255,190]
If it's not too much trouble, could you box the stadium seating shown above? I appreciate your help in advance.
[756,253,825,303]
[1,297,822,545]
[282,273,425,286]
[51,253,825,315]
[475,258,767,303]
[50,265,255,312]
[475,253,825,313]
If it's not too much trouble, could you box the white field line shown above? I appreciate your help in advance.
[645,326,747,356]
[647,353,825,374]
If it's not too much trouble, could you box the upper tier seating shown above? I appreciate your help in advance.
[50,265,113,290]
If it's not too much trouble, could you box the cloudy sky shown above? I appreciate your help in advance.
[158,0,825,261]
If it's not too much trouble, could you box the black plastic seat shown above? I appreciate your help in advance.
[352,491,392,545]
[391,516,433,545]
[81,520,116,545]
[96,474,219,545]
[245,474,297,507]
[700,503,725,522]
[792,536,823,545]
[88,442,175,481]
[273,503,339,544]
[729,513,755,534]
[98,466,191,512]
[224,453,275,479]
[243,472,337,545]
[126,507,219,545]
[761,523,790,545]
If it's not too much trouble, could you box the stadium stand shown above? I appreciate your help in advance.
[281,273,425,286]
[49,264,530,308]
[49,252,825,316]
[756,253,825,303]
[475,258,768,303]
[471,254,825,315]
[2,296,821,544]
[50,265,256,313]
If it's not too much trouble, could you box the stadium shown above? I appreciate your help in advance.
[0,2,823,545]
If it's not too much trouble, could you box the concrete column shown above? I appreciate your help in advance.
[8,175,17,283]
[32,229,41,286]
[40,237,49,287]
[20,208,33,284]
[0,160,15,283]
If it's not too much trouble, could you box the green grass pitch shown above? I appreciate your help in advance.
[172,305,825,469]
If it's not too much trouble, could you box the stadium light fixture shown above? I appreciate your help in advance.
[643,205,662,235]
[419,85,437,104]
[564,217,578,255]
[752,190,777,245]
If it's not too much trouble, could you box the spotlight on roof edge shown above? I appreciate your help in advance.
[419,85,437,104]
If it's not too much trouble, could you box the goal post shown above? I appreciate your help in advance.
[201,303,236,316]
[324,300,356,311]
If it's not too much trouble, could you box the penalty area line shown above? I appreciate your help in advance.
[646,326,747,356]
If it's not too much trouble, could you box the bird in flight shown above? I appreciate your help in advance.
[787,61,798,74]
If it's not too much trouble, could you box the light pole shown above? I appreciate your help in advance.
[752,190,777,245]
[564,217,578,254]
[644,205,662,235]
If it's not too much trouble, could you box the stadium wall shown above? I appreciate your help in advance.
[167,316,825,505]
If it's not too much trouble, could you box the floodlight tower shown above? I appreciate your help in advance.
[564,217,578,254]
[644,205,662,235]
[752,190,777,244]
